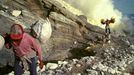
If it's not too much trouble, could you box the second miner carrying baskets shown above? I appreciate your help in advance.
[101,17,115,43]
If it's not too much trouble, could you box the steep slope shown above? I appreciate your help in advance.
[0,0,134,75]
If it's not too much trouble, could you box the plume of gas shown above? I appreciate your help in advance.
[120,16,134,36]
[64,0,122,29]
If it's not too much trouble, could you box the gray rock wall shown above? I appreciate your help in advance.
[0,0,91,66]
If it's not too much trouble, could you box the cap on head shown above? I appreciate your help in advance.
[10,24,24,40]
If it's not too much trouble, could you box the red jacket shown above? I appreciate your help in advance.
[6,33,43,61]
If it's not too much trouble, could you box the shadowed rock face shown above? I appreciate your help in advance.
[0,0,134,75]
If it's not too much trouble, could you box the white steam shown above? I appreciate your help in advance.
[64,0,122,29]
[121,16,134,35]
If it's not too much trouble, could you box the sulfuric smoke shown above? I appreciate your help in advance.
[64,0,134,36]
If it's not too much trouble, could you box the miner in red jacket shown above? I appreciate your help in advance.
[4,24,44,75]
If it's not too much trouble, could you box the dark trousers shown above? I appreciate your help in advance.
[105,25,111,34]
[14,57,37,75]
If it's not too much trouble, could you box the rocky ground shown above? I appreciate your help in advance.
[0,0,134,75]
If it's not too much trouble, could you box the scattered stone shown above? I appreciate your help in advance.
[58,61,68,66]
[92,62,108,72]
[107,67,115,74]
[85,46,91,50]
[11,10,21,17]
[8,71,14,75]
[125,40,131,46]
[23,71,30,75]
[46,70,55,75]
[46,63,58,70]
[115,70,122,75]
[76,64,81,67]
[123,73,131,75]
[86,69,98,75]
[55,70,64,75]
[73,59,79,64]
[37,65,46,72]
[76,73,81,75]
[67,66,73,71]
[62,61,68,65]
[74,41,77,44]
[130,45,134,50]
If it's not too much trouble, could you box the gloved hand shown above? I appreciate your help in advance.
[39,61,44,69]
[3,33,12,49]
